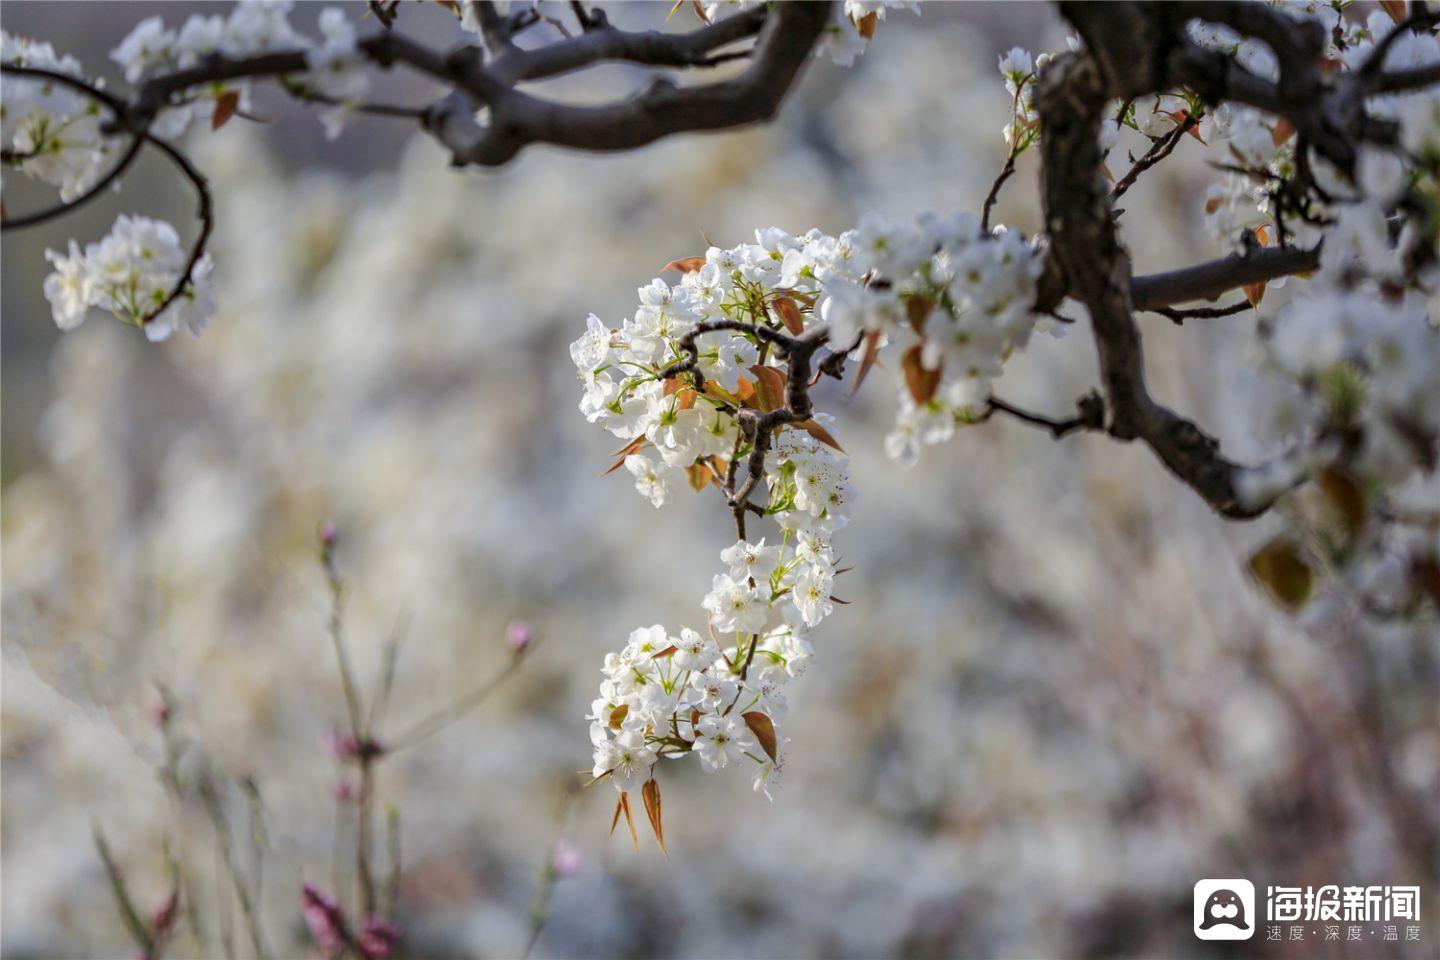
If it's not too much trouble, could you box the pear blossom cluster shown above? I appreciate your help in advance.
[575,216,1055,799]
[2,31,115,201]
[5,2,382,339]
[43,215,216,341]
[107,1,370,139]
[697,0,920,67]
[1186,7,1440,617]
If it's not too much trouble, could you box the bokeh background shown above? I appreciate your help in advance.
[3,3,1436,958]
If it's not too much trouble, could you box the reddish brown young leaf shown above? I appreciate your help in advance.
[1247,537,1313,612]
[855,10,878,38]
[641,779,668,857]
[618,791,638,849]
[602,437,647,476]
[651,645,679,660]
[794,419,844,453]
[847,329,884,398]
[749,365,788,412]
[686,462,711,492]
[691,0,709,23]
[1243,226,1272,307]
[901,345,941,404]
[661,257,707,274]
[1317,467,1367,534]
[742,712,778,763]
[1380,0,1408,23]
[212,90,241,130]
[905,297,933,336]
[610,793,625,835]
[772,296,805,335]
[1168,110,1207,144]
[609,704,629,730]
[1270,117,1295,147]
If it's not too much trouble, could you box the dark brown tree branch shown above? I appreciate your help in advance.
[1130,244,1320,309]
[1036,49,1269,519]
[432,2,831,166]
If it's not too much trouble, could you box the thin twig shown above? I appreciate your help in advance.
[983,393,1104,439]
[386,655,526,750]
[1146,299,1253,324]
[93,827,156,958]
[1111,113,1195,199]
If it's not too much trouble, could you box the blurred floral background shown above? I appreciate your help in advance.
[2,2,1436,958]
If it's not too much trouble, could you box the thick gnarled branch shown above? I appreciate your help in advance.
[1036,50,1270,519]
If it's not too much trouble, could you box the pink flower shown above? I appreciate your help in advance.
[301,884,347,959]
[551,839,582,878]
[505,620,534,655]
[359,916,401,960]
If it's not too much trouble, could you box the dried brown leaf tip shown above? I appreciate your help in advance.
[742,711,778,764]
[641,778,667,856]
[901,345,941,404]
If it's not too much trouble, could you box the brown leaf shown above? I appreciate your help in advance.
[691,0,709,23]
[901,345,941,405]
[1317,467,1367,534]
[1270,118,1295,148]
[777,288,817,308]
[686,462,711,492]
[1247,536,1314,611]
[855,10,878,39]
[1243,225,1271,307]
[212,90,240,131]
[772,296,805,335]
[610,793,624,835]
[618,792,639,849]
[1168,110,1206,144]
[905,297,933,336]
[848,330,884,398]
[608,704,629,730]
[742,712,778,763]
[641,779,668,857]
[661,257,707,274]
[749,365,788,412]
[651,645,678,660]
[1379,0,1408,24]
[794,419,844,453]
[676,387,696,411]
[602,437,647,476]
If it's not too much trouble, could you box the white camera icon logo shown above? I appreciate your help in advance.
[1194,879,1256,940]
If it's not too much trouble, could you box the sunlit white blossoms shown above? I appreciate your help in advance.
[42,214,216,340]
[576,215,1052,811]
[7,2,388,341]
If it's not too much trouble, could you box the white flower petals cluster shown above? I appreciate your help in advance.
[575,216,1044,800]
[822,213,1046,464]
[42,215,216,340]
[1,32,115,201]
[587,523,833,799]
[105,2,368,140]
